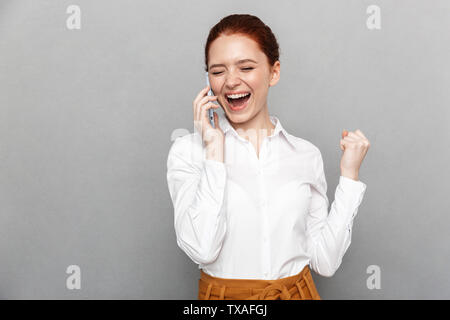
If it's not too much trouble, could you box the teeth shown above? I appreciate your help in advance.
[226,92,250,99]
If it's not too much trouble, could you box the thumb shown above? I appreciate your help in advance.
[213,112,220,130]
[340,129,348,151]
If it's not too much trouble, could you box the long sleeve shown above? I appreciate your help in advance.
[306,148,367,277]
[166,136,227,265]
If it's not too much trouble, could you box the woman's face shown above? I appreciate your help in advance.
[207,33,280,123]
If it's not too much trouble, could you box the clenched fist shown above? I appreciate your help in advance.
[339,129,370,181]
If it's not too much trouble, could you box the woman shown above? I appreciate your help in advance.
[166,14,370,300]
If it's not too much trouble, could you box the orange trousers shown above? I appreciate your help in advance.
[198,265,321,300]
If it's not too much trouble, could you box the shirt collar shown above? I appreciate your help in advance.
[218,113,297,149]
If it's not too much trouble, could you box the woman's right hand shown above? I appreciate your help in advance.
[193,85,225,162]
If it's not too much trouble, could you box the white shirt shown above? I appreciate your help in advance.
[166,113,367,280]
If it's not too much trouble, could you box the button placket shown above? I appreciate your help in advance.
[258,162,270,279]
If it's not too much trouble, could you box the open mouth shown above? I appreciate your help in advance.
[226,93,251,111]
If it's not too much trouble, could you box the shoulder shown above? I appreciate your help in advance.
[284,132,322,157]
[169,131,203,152]
[167,132,204,165]
[283,133,328,189]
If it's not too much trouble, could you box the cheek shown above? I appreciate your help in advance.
[249,81,268,103]
[247,71,268,93]
[248,81,263,97]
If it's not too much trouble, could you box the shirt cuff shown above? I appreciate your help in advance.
[336,175,367,223]
[339,175,367,194]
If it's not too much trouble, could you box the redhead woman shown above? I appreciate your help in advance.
[167,14,370,300]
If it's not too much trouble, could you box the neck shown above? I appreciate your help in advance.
[228,106,275,143]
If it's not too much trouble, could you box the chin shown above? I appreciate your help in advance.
[225,110,253,124]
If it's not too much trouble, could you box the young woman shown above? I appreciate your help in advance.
[167,14,370,300]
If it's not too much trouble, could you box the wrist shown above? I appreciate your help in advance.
[205,141,224,163]
[341,170,359,181]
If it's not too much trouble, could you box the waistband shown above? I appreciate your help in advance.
[199,265,320,300]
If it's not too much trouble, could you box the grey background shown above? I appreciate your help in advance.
[0,0,449,299]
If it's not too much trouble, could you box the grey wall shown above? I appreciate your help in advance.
[0,0,449,299]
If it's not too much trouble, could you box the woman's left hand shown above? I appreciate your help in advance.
[339,129,370,181]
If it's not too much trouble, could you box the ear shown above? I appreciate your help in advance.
[269,61,281,87]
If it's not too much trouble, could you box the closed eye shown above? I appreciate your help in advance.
[211,67,254,75]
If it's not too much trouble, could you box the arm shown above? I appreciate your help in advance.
[306,149,367,277]
[166,136,227,265]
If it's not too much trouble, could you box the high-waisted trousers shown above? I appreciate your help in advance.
[198,265,321,300]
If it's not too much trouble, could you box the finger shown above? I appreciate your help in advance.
[355,129,367,138]
[193,86,211,109]
[349,131,368,146]
[198,95,218,107]
[347,131,362,140]
[343,136,358,142]
[196,98,218,123]
[344,136,368,149]
[195,102,213,134]
[196,95,217,117]
[200,102,220,128]
[197,96,218,122]
[355,129,368,141]
[201,105,220,134]
[340,139,347,151]
[193,86,210,107]
[341,137,357,150]
[342,129,348,139]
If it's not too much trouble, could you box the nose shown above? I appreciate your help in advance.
[224,71,242,89]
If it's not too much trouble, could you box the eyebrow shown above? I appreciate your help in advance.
[209,59,258,70]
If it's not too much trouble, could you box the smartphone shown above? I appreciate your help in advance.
[205,72,216,128]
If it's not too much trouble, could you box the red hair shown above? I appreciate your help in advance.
[204,14,280,72]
